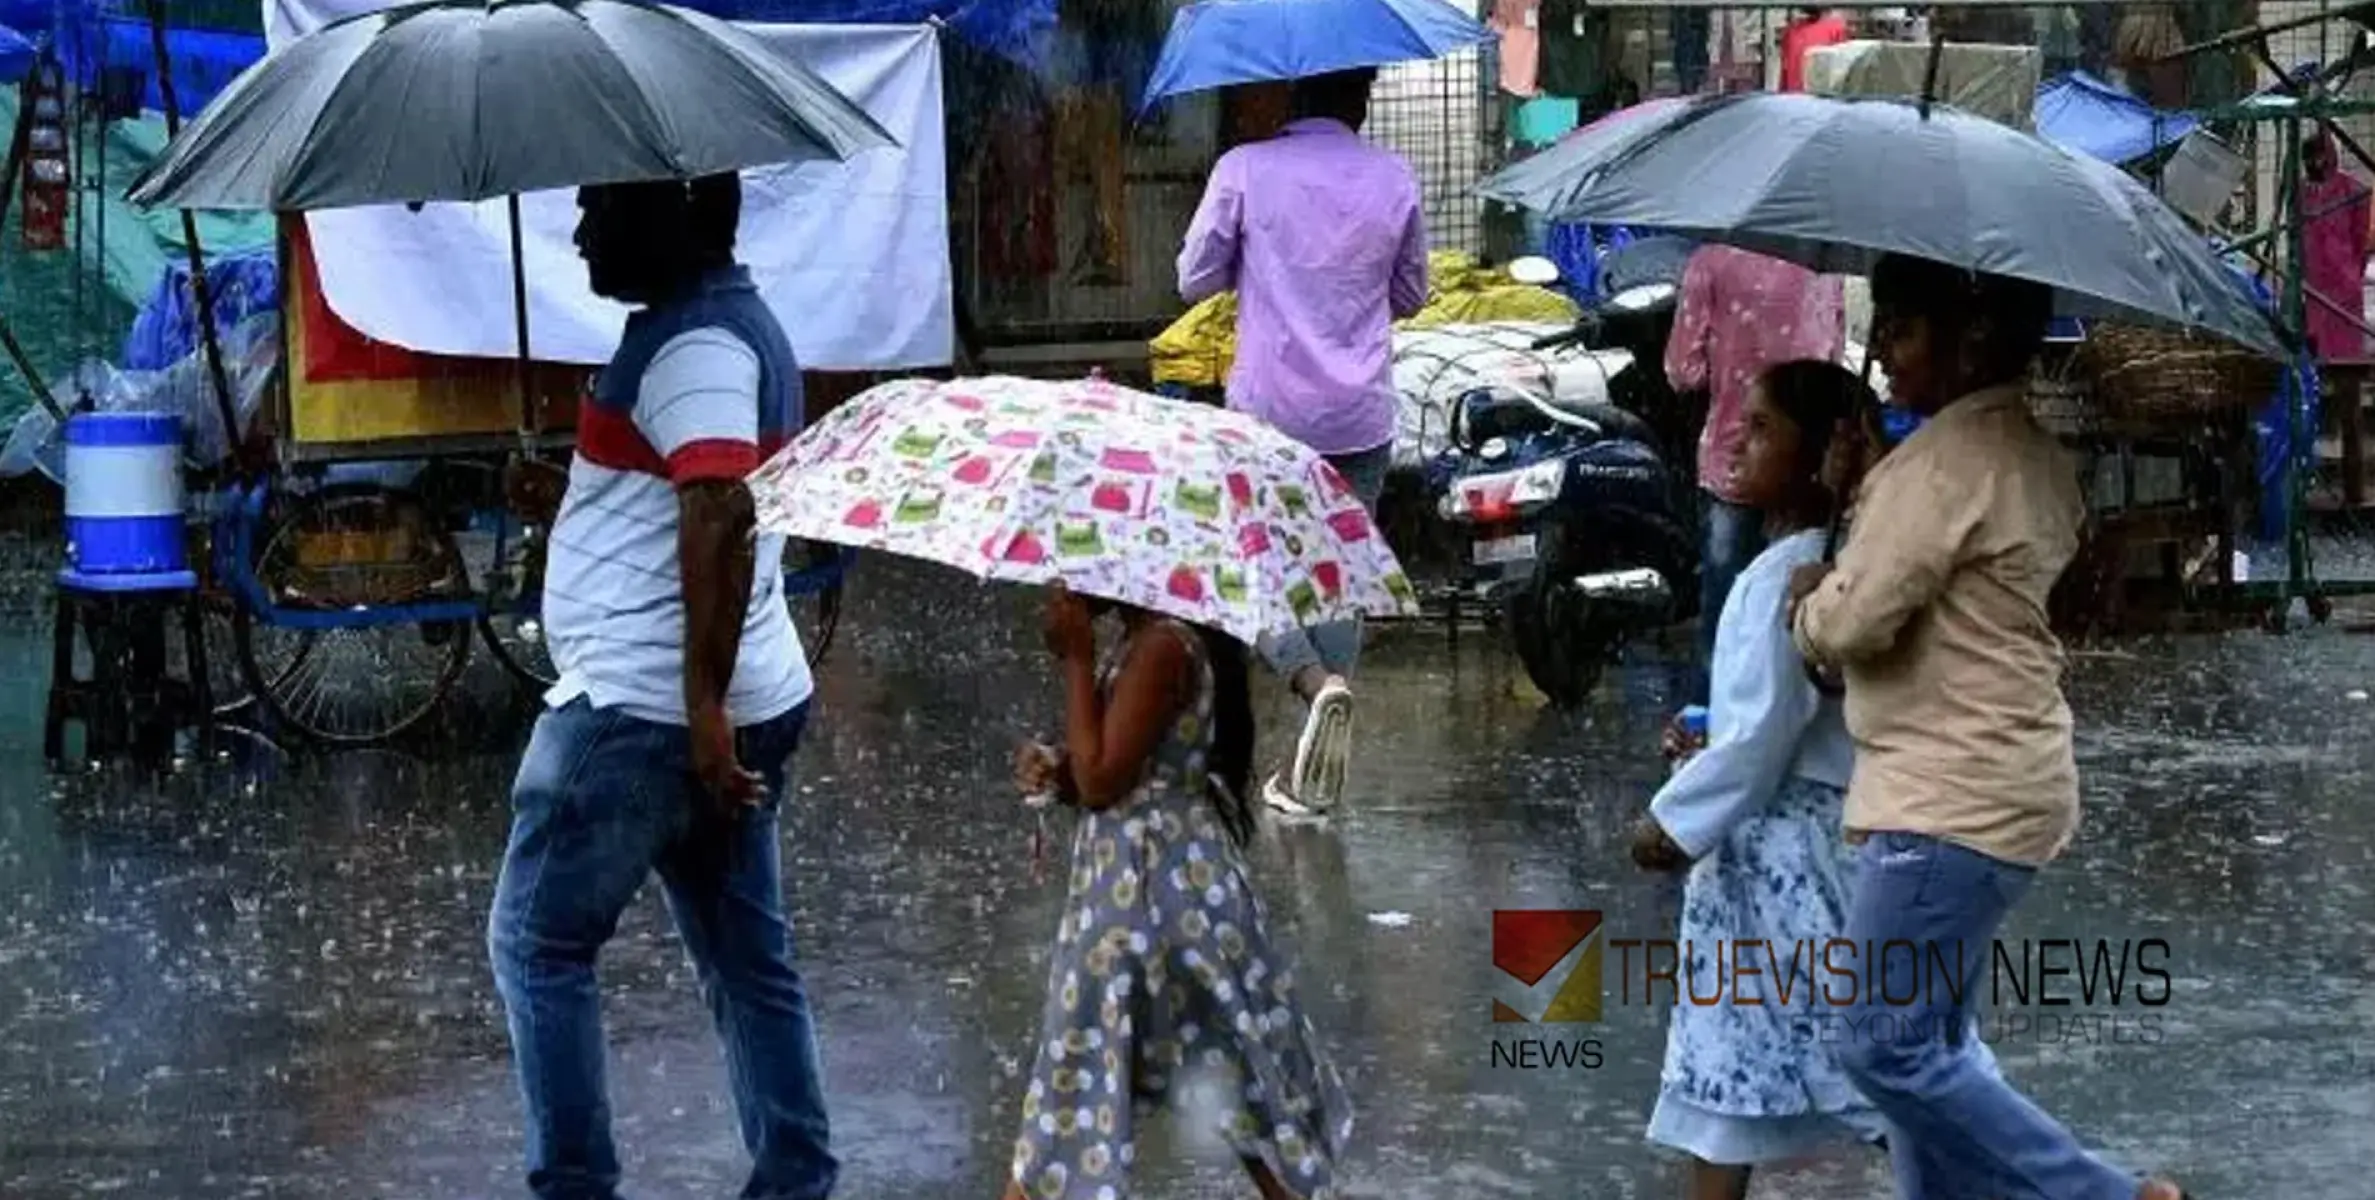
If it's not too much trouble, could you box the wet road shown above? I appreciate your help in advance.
[3,548,2373,1198]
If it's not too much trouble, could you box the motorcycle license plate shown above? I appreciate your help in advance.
[1473,533,1538,566]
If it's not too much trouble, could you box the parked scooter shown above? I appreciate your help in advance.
[1431,248,1699,708]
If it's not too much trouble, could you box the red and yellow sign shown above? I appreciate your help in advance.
[283,217,589,446]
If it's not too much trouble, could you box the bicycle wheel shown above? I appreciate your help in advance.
[183,515,278,717]
[453,515,557,691]
[169,585,272,718]
[233,484,474,746]
[784,539,849,667]
[479,610,557,689]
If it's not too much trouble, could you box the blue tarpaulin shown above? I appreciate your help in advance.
[122,249,277,372]
[1,0,1054,111]
[677,0,1053,63]
[0,3,265,116]
[2034,71,2197,166]
[2210,248,2319,543]
[0,22,31,82]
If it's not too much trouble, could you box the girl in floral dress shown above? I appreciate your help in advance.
[1009,585,1352,1200]
[1628,361,1886,1200]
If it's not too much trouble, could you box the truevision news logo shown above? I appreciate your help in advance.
[1486,909,2176,1069]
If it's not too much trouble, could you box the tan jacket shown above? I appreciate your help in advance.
[1791,386,2086,866]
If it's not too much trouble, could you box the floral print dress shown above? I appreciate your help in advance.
[1644,532,2000,1164]
[1645,531,1882,1164]
[1012,622,1353,1200]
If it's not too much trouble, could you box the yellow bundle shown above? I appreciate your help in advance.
[1149,291,1239,390]
[1149,252,1579,390]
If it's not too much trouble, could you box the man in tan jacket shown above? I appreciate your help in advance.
[1790,255,2186,1200]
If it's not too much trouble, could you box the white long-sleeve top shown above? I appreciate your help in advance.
[1651,529,1854,859]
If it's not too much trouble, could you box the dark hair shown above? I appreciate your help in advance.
[1869,254,2053,385]
[1105,609,1258,844]
[587,172,741,274]
[1290,68,1376,126]
[687,171,742,265]
[1756,359,1873,518]
[1192,625,1258,846]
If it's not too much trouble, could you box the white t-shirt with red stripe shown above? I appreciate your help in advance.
[542,326,812,727]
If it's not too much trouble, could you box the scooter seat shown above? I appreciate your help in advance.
[1537,396,1657,446]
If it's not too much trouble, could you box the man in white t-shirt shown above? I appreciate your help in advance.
[487,174,835,1200]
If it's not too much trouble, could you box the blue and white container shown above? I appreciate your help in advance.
[63,412,186,576]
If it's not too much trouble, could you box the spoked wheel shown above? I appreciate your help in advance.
[175,586,271,719]
[233,484,474,746]
[784,539,850,667]
[185,521,274,718]
[479,609,557,690]
[458,518,556,691]
[476,455,565,690]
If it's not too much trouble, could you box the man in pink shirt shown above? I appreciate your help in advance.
[1177,68,1428,816]
[1664,243,1844,692]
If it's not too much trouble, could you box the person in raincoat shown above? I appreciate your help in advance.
[2300,130,2371,363]
[1787,255,2188,1200]
[1176,67,1429,818]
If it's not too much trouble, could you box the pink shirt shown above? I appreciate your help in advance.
[1178,119,1429,456]
[1663,245,1846,504]
[1492,0,1540,97]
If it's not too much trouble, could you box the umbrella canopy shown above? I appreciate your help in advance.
[126,0,894,212]
[748,376,1419,643]
[1479,91,2285,358]
[1138,0,1491,116]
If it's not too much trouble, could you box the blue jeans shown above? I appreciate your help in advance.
[1259,443,1394,681]
[1697,494,1765,702]
[1838,833,2143,1200]
[489,698,835,1200]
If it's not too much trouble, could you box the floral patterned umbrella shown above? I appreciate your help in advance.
[747,375,1419,642]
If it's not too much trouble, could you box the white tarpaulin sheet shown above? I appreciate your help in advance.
[267,2,953,370]
[1390,324,1632,470]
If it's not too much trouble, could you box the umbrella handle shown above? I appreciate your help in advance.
[1917,32,1946,120]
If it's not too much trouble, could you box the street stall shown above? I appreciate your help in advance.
[2152,5,2375,632]
[64,1,943,752]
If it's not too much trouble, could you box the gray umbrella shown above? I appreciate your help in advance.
[126,0,894,212]
[124,0,896,443]
[1479,92,2285,358]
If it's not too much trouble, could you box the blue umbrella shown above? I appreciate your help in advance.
[1137,0,1490,117]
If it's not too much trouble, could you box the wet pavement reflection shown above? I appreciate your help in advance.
[3,551,2372,1198]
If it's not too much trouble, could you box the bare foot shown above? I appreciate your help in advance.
[2136,1178,2187,1200]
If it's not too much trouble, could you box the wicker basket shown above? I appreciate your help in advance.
[2075,324,2280,423]
[2027,352,2100,437]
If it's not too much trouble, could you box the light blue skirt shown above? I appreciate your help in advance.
[1645,775,1886,1165]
